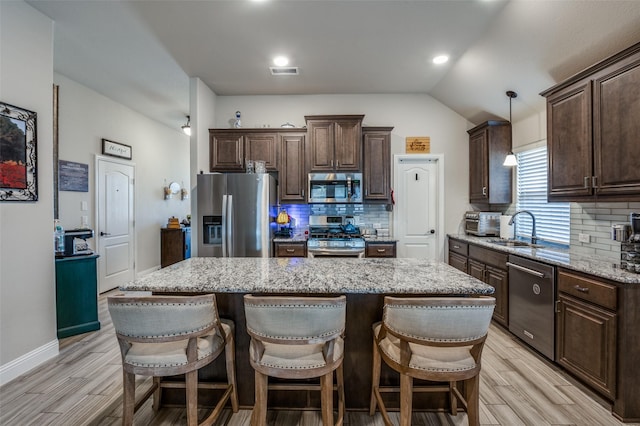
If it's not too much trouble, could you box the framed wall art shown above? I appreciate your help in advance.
[0,102,38,201]
[102,138,132,160]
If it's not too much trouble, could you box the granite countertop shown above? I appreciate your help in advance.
[121,257,494,295]
[273,234,307,243]
[363,236,398,243]
[449,234,640,285]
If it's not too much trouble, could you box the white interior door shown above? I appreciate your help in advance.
[96,157,135,293]
[393,155,442,259]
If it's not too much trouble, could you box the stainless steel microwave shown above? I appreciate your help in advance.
[308,173,363,203]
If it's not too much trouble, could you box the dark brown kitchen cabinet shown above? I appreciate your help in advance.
[245,132,278,171]
[161,227,190,268]
[467,121,512,204]
[467,244,509,327]
[365,242,396,258]
[448,252,468,273]
[556,270,617,400]
[274,241,307,258]
[209,129,281,172]
[209,131,244,171]
[306,115,364,172]
[279,132,306,203]
[448,238,468,273]
[363,127,393,202]
[542,41,640,201]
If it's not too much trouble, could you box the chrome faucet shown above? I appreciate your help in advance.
[509,210,537,244]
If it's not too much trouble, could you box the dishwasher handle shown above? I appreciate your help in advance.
[506,261,546,278]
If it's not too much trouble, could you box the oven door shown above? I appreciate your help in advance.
[308,248,365,258]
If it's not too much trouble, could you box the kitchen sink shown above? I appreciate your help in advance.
[490,240,546,248]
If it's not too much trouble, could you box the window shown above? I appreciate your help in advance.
[515,145,570,246]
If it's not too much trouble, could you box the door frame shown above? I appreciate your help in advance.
[392,154,445,260]
[95,155,136,292]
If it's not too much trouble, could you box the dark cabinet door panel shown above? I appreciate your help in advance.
[245,133,278,171]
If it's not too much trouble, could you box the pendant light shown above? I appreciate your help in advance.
[503,91,518,167]
[181,115,191,136]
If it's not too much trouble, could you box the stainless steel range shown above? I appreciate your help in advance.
[307,215,365,258]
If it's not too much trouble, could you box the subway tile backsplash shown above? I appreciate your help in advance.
[570,202,640,260]
[281,204,390,231]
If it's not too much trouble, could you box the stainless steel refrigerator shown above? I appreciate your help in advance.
[197,173,277,257]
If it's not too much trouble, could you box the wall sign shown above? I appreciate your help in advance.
[59,160,89,192]
[102,138,132,160]
[405,136,430,154]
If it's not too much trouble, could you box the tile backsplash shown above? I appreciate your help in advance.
[570,202,640,260]
[281,204,390,231]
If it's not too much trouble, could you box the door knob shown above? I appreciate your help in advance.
[430,229,435,234]
[100,231,111,236]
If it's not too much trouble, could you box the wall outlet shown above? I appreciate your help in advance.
[81,215,89,227]
[578,233,591,243]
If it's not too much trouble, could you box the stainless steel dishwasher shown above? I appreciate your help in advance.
[507,255,556,360]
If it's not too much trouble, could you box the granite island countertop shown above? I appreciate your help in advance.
[449,234,640,285]
[121,257,494,295]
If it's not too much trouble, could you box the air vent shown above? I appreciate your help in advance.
[269,67,299,76]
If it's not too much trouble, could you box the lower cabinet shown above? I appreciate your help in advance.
[55,254,100,338]
[365,242,397,258]
[448,238,508,327]
[274,241,307,257]
[556,269,617,399]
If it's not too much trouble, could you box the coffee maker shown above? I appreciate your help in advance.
[63,228,94,256]
[620,213,640,273]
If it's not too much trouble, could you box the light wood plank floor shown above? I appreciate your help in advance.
[1,290,637,426]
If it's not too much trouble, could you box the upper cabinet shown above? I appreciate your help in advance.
[305,115,364,172]
[541,42,640,201]
[209,129,279,172]
[467,121,512,204]
[279,131,306,203]
[363,127,393,202]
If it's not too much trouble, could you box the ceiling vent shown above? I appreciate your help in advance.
[269,67,299,76]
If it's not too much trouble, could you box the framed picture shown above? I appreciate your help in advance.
[0,102,38,202]
[102,138,132,160]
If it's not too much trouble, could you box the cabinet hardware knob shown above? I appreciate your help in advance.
[482,186,487,196]
[592,176,597,188]
[286,249,295,253]
[584,176,590,188]
[377,249,386,253]
[574,285,589,293]
[453,245,460,249]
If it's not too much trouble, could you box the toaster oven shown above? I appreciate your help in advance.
[465,211,500,236]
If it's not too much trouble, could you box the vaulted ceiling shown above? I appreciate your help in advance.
[26,0,640,131]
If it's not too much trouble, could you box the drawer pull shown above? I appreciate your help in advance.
[377,249,386,253]
[574,285,590,293]
[286,249,295,253]
[453,245,461,249]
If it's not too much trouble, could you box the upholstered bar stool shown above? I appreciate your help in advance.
[243,295,347,426]
[108,294,239,426]
[369,296,495,426]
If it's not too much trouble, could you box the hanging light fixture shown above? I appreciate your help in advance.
[181,115,191,136]
[503,90,518,167]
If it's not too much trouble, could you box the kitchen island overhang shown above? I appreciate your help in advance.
[120,257,494,411]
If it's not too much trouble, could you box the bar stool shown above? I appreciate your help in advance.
[108,294,239,425]
[243,295,347,426]
[369,296,495,426]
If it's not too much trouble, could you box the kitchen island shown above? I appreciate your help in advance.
[121,257,493,410]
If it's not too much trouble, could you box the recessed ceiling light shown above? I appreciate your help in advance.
[432,55,449,65]
[273,56,289,67]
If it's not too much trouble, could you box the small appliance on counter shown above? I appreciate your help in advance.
[464,211,500,236]
[63,228,94,257]
[620,213,640,273]
[167,216,181,229]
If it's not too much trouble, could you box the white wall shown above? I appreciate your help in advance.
[0,1,57,381]
[55,74,191,274]
[211,94,472,236]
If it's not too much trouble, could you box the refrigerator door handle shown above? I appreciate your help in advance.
[222,194,228,257]
[227,195,233,257]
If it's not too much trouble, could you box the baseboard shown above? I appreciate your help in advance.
[0,340,59,386]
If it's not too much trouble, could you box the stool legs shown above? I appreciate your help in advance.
[464,375,480,426]
[225,334,239,412]
[336,364,345,426]
[185,370,198,426]
[369,335,381,416]
[122,371,135,425]
[399,373,413,426]
[320,372,334,425]
[251,371,268,426]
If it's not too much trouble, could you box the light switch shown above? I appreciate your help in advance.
[81,215,89,226]
[81,201,88,211]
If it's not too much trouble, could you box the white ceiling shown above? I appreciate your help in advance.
[26,0,640,131]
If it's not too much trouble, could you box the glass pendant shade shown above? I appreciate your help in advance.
[182,115,191,136]
[503,152,517,166]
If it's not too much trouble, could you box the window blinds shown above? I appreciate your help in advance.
[516,146,570,245]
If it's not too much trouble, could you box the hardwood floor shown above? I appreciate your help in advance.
[1,290,637,426]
